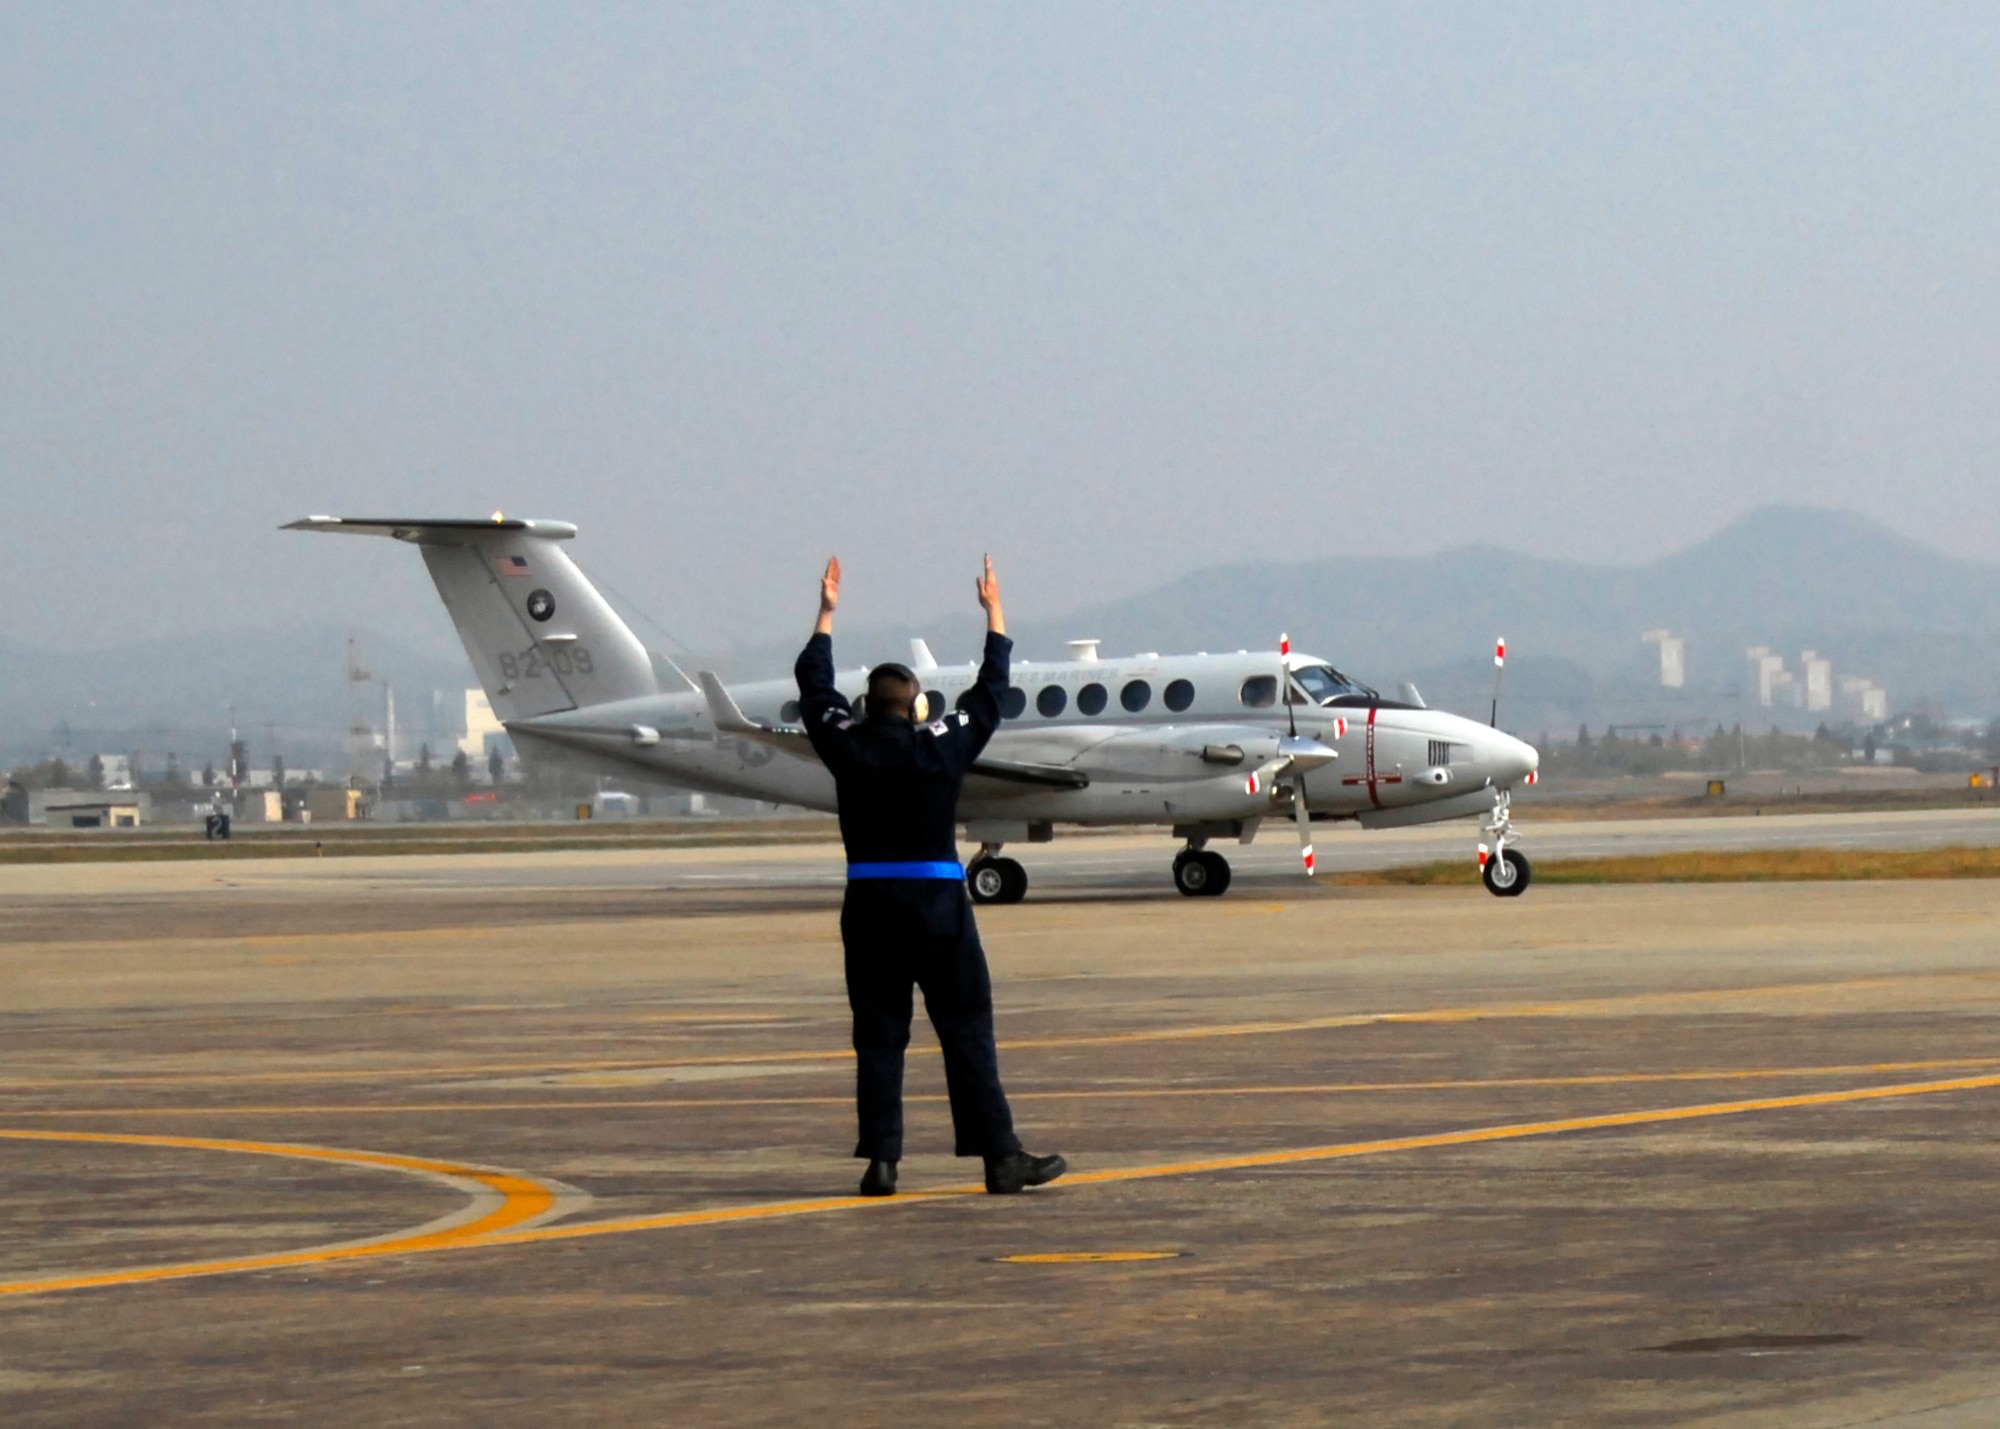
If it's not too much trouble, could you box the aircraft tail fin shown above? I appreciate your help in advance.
[285,516,657,721]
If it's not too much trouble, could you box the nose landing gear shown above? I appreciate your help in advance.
[1478,789,1531,897]
[967,845,1028,904]
[1172,841,1233,897]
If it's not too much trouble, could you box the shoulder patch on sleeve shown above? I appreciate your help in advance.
[953,711,970,727]
[927,719,949,737]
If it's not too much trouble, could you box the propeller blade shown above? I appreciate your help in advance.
[1489,637,1507,728]
[1279,633,1297,738]
[1292,772,1314,875]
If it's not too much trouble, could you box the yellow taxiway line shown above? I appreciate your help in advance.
[465,1069,2000,1251]
[7,1067,2000,1299]
[0,1130,565,1300]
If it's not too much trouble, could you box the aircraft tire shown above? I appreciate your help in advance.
[1482,848,1530,897]
[968,857,1005,904]
[968,856,1028,905]
[1172,850,1231,898]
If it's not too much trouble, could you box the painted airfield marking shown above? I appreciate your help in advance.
[15,1053,2000,1119]
[995,1252,1183,1264]
[463,1070,2000,1249]
[8,969,2000,1093]
[9,1069,2000,1300]
[0,1130,573,1300]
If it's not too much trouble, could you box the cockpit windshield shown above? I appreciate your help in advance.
[1290,664,1372,704]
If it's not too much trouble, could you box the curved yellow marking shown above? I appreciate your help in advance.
[4,1070,2000,1297]
[0,1130,561,1300]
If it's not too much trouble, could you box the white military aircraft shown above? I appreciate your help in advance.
[288,515,1540,901]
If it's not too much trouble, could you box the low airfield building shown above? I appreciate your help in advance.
[2,786,152,829]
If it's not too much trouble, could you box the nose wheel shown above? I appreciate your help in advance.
[1478,788,1530,898]
[1172,848,1232,898]
[1481,847,1531,896]
[967,851,1028,905]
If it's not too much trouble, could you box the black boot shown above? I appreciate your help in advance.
[984,1151,1067,1195]
[859,1159,898,1197]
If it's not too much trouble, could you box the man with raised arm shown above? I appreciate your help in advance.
[795,555,1066,1198]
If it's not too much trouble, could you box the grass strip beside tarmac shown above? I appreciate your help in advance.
[1335,845,2000,886]
[0,818,839,864]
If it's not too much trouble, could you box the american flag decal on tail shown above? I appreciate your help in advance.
[500,555,532,577]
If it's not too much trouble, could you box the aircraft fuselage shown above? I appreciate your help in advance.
[510,648,1537,837]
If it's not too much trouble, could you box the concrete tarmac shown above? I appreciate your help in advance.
[4,804,1997,903]
[2,839,2000,1424]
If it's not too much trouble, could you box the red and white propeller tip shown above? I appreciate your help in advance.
[1494,638,1506,668]
[1279,633,1291,657]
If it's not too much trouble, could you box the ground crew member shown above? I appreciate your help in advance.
[796,554,1066,1198]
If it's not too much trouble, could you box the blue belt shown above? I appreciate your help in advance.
[847,861,965,880]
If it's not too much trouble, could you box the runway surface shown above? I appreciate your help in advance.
[3,824,2000,1424]
[5,805,1997,902]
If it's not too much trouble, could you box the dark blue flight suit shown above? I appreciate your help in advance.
[795,630,1024,1164]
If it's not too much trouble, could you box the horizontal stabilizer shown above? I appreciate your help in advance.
[287,512,652,723]
[283,516,578,542]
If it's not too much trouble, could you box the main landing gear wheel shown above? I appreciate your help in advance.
[1482,848,1531,897]
[1172,849,1232,898]
[967,855,1027,905]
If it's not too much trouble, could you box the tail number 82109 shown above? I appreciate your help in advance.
[498,646,594,681]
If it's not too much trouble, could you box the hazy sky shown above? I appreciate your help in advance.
[5,2,1997,656]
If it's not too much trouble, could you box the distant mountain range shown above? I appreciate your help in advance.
[820,505,2000,738]
[7,506,1996,767]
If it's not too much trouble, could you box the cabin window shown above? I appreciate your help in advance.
[1077,683,1108,716]
[1036,685,1067,717]
[1164,678,1195,712]
[1120,679,1151,713]
[780,700,801,724]
[1239,675,1277,708]
[999,688,1027,719]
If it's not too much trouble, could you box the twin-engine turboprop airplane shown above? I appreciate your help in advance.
[287,515,1540,901]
